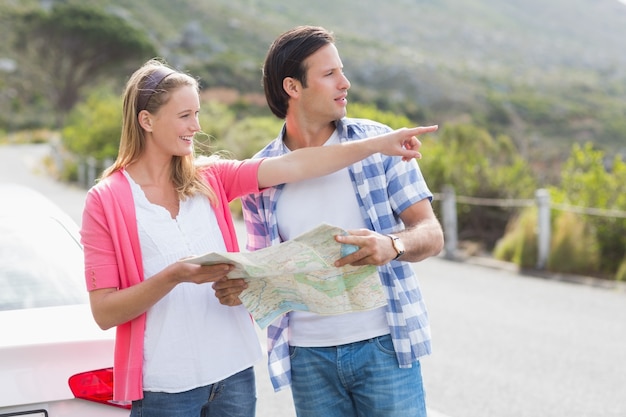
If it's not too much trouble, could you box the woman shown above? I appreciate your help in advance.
[80,58,426,417]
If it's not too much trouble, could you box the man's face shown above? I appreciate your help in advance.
[299,43,351,123]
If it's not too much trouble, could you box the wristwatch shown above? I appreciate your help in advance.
[387,234,405,260]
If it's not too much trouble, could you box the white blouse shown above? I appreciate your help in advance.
[124,171,261,393]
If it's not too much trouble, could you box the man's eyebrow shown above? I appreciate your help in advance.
[321,66,343,73]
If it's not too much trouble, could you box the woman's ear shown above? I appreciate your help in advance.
[138,110,153,132]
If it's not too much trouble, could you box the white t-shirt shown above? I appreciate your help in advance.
[125,171,262,393]
[275,131,389,347]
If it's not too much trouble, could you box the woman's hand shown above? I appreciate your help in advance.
[375,125,438,162]
[89,261,235,330]
[172,261,235,285]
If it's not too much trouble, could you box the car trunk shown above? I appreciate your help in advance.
[0,304,115,407]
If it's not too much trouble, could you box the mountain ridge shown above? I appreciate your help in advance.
[2,0,625,157]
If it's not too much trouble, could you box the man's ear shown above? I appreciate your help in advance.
[138,110,153,132]
[283,77,300,98]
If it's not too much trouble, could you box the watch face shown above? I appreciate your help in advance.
[389,234,405,258]
[394,237,405,254]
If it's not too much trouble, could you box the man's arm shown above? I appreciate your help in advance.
[213,200,443,306]
[333,199,444,267]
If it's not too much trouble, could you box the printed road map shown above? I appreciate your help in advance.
[182,223,386,328]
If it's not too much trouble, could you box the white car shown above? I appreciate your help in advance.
[0,184,127,415]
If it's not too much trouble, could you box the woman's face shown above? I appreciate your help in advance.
[149,84,201,157]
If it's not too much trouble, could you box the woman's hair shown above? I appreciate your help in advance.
[101,58,216,202]
[263,26,335,119]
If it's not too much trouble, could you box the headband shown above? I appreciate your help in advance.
[136,67,176,114]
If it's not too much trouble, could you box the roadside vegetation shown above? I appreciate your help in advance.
[0,2,624,281]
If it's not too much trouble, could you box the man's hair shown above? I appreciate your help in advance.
[262,26,335,119]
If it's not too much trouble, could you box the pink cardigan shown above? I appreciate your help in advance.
[80,159,263,402]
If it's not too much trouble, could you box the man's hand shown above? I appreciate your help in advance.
[333,199,444,267]
[212,277,247,306]
[333,229,397,267]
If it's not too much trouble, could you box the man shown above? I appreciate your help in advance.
[216,25,444,417]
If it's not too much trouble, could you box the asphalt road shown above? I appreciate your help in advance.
[2,143,626,417]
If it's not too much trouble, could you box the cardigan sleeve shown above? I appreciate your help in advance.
[202,158,265,253]
[80,171,143,292]
[204,158,265,201]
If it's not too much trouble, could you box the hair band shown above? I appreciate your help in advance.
[137,67,176,114]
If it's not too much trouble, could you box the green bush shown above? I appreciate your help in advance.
[552,142,626,276]
[547,211,600,275]
[420,123,537,248]
[495,197,607,276]
[61,88,121,160]
[347,102,413,129]
[493,207,537,269]
[197,100,237,154]
[217,116,283,159]
[615,258,626,282]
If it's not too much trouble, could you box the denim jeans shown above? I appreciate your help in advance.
[289,335,426,417]
[130,367,256,417]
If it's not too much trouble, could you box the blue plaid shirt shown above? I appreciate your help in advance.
[241,117,433,391]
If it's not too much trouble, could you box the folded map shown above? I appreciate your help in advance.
[182,223,387,328]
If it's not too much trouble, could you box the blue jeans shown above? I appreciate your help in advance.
[130,367,256,417]
[289,335,426,417]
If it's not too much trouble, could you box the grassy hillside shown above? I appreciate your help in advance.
[2,0,625,170]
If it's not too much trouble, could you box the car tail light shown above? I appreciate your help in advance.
[68,367,131,409]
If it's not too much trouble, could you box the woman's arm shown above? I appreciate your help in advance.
[257,125,437,188]
[89,262,234,330]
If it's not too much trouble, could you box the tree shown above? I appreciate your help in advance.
[11,4,157,127]
[62,88,121,161]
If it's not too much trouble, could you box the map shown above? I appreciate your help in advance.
[182,223,387,328]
